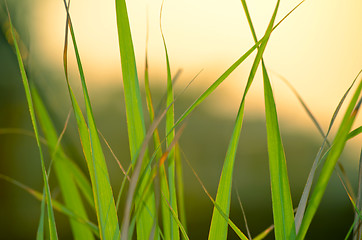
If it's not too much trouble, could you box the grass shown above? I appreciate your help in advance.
[2,0,362,239]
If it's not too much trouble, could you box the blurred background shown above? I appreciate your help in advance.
[0,0,361,239]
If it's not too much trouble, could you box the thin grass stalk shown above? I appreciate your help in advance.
[144,42,165,239]
[160,1,180,239]
[297,79,362,240]
[181,150,248,240]
[275,70,362,232]
[175,144,188,237]
[0,174,100,236]
[293,71,362,232]
[235,187,252,240]
[335,168,362,240]
[6,6,58,240]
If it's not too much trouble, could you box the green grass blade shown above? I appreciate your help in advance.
[62,1,120,239]
[169,1,303,134]
[160,191,189,240]
[128,113,186,240]
[274,71,361,232]
[120,106,168,240]
[160,1,179,239]
[208,2,280,239]
[241,1,296,238]
[346,222,356,240]
[174,44,257,129]
[6,6,58,240]
[115,0,146,159]
[144,14,167,239]
[262,63,296,239]
[296,79,362,240]
[36,191,46,240]
[349,126,362,139]
[115,0,158,239]
[175,144,188,237]
[336,167,362,240]
[353,149,362,240]
[253,225,274,240]
[31,86,95,239]
[61,156,95,208]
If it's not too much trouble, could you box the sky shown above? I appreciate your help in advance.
[29,0,362,156]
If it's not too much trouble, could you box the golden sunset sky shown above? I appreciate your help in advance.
[29,0,361,156]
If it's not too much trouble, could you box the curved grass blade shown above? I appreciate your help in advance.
[297,79,362,240]
[62,1,120,239]
[31,86,95,239]
[208,2,281,240]
[6,6,58,240]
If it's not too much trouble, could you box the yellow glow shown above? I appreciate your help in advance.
[31,0,362,155]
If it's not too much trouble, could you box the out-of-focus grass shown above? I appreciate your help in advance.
[1,0,362,240]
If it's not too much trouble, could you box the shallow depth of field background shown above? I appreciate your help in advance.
[0,0,361,239]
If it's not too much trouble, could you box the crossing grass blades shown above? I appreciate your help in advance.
[3,0,362,239]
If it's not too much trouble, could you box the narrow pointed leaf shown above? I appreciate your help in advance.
[62,1,120,239]
[32,86,95,240]
[160,2,179,238]
[208,2,280,239]
[115,0,158,239]
[262,63,296,239]
[6,7,58,240]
